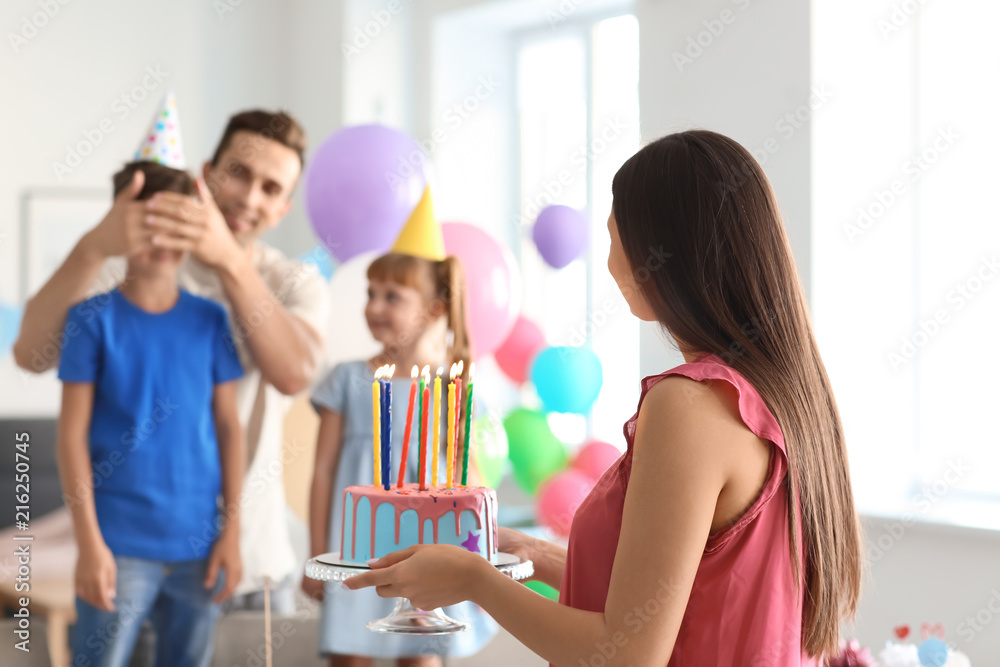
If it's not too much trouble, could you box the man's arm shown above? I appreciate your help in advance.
[57,382,117,612]
[205,380,244,602]
[217,253,324,395]
[14,172,150,373]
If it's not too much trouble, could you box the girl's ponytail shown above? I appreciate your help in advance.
[436,256,472,368]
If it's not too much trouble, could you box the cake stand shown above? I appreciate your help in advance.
[305,551,534,635]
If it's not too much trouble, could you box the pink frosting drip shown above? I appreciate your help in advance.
[342,483,497,560]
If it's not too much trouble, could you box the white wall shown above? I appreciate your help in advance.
[0,0,342,415]
[633,0,813,375]
[856,517,1000,663]
[633,2,1000,662]
[4,1,997,662]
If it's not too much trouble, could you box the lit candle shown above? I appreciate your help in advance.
[397,366,418,488]
[446,363,459,488]
[418,366,429,491]
[461,363,475,486]
[372,366,381,487]
[381,365,394,491]
[431,368,443,488]
[448,361,465,488]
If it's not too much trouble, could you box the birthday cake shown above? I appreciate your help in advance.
[339,483,498,564]
[340,361,498,565]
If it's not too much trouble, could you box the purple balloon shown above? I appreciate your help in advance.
[305,124,428,263]
[532,205,589,269]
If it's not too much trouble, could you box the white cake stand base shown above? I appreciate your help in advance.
[305,551,534,635]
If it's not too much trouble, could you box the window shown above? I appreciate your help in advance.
[813,0,1000,526]
[514,14,641,446]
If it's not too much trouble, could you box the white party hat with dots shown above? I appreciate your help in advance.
[133,90,185,168]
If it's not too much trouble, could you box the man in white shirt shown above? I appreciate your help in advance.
[15,109,329,614]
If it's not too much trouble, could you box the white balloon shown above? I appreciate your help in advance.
[323,251,382,368]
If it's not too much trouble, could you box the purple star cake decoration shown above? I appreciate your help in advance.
[461,530,480,553]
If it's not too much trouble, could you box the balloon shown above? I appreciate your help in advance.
[305,124,428,263]
[323,252,382,367]
[0,303,23,355]
[503,408,567,495]
[469,414,509,488]
[525,580,559,601]
[917,639,948,667]
[493,316,545,385]
[442,223,521,359]
[536,469,594,537]
[530,346,603,414]
[297,245,336,282]
[572,440,622,482]
[532,205,589,269]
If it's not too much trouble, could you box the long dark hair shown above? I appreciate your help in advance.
[612,130,862,657]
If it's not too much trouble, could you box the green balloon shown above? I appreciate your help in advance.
[525,580,559,600]
[503,408,568,494]
[470,414,509,488]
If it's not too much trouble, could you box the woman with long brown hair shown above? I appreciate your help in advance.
[345,130,863,665]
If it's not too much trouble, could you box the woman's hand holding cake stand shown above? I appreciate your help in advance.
[344,543,495,611]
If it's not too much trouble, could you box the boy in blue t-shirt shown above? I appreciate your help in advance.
[57,160,245,667]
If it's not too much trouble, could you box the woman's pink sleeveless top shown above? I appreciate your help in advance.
[558,353,818,666]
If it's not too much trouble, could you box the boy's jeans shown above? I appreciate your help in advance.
[71,555,224,667]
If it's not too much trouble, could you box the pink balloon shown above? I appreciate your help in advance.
[442,223,521,359]
[572,440,622,482]
[536,470,594,537]
[494,316,545,384]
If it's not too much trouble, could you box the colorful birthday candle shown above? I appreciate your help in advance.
[418,366,429,490]
[461,363,475,486]
[431,368,442,488]
[397,366,418,488]
[372,367,381,486]
[446,363,457,488]
[381,365,394,491]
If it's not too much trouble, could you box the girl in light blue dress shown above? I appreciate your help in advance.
[305,253,497,667]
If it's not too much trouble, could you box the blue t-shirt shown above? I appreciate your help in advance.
[58,288,243,561]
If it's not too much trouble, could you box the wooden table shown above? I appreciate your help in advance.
[0,575,74,667]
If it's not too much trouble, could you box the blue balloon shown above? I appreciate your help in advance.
[917,638,948,667]
[298,245,336,281]
[530,346,603,414]
[0,303,23,355]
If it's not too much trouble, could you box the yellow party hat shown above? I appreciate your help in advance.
[391,186,445,261]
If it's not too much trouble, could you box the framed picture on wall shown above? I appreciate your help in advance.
[20,187,110,302]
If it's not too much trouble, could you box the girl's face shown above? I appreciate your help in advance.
[607,210,657,322]
[365,279,436,346]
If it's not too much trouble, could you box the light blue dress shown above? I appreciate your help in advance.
[310,360,498,658]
